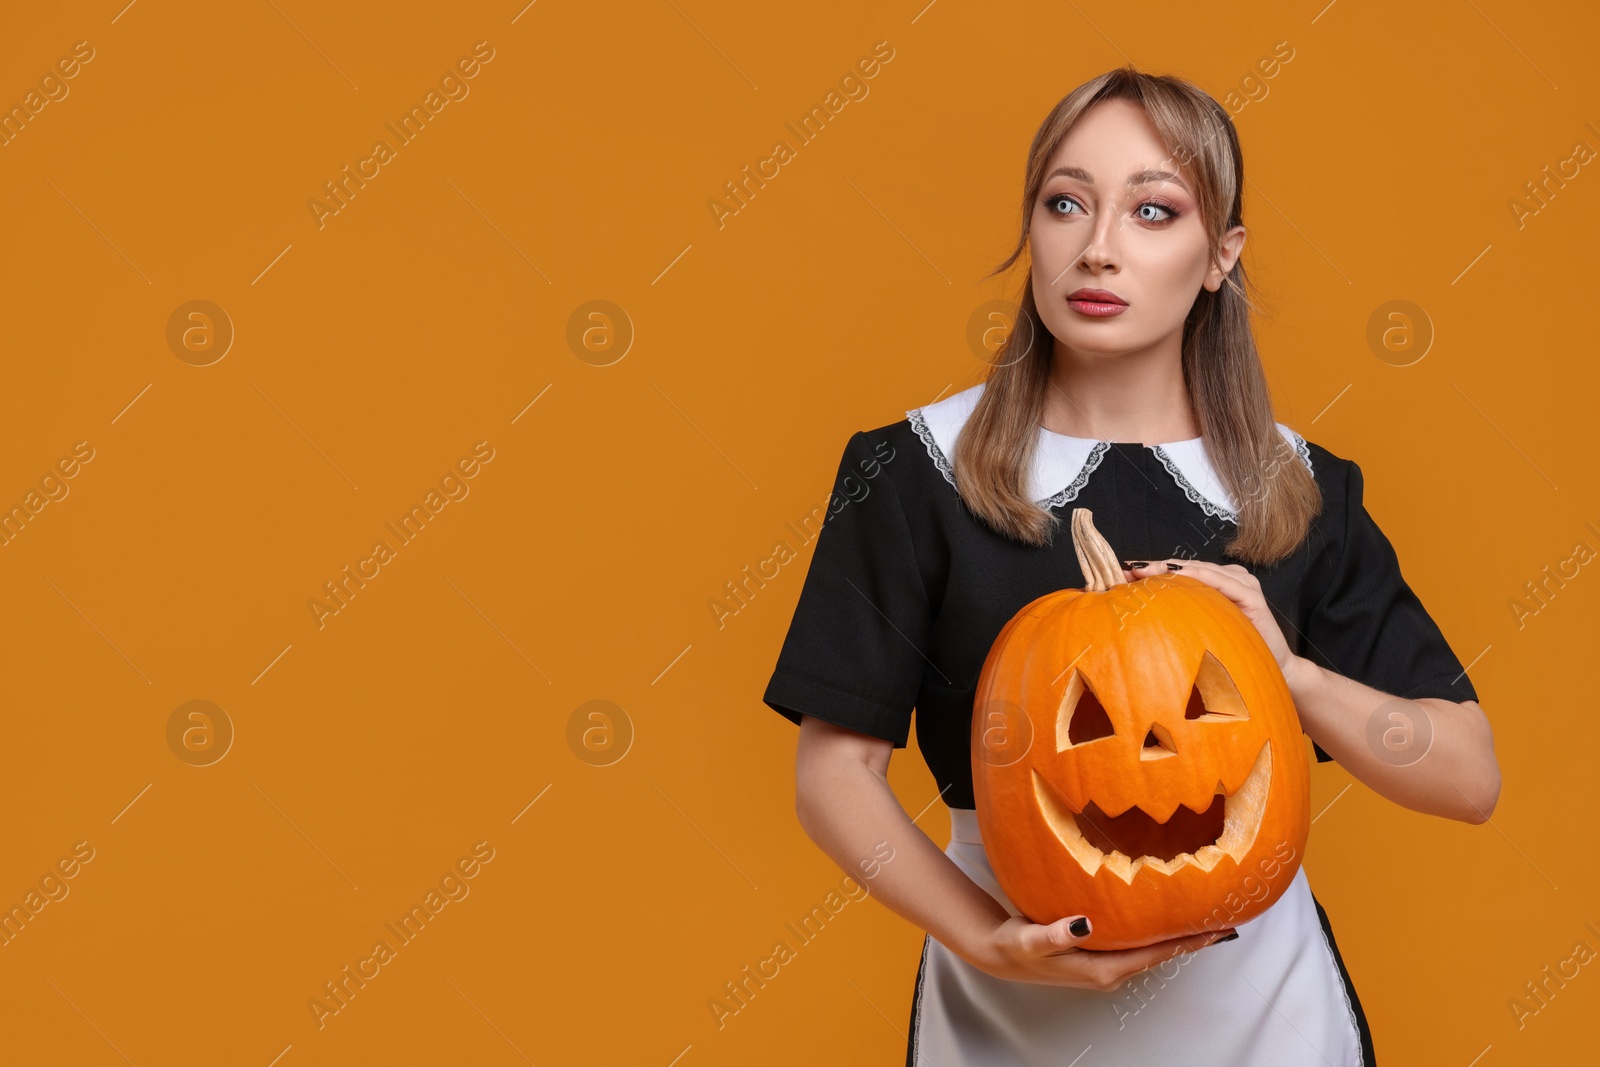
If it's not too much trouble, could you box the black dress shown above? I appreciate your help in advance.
[760,382,1478,1066]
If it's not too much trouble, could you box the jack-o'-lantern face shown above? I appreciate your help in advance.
[971,510,1310,950]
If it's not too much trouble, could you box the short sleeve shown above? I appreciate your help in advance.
[761,431,931,747]
[1300,459,1479,763]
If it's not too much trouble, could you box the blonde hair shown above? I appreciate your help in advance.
[955,65,1320,564]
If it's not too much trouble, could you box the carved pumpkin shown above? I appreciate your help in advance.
[971,508,1310,950]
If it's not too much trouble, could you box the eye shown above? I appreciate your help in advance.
[1184,650,1249,721]
[1042,193,1084,218]
[1135,199,1179,223]
[1056,669,1114,748]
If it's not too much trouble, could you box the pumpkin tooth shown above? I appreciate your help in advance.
[1217,741,1272,861]
[1030,770,1108,876]
[1102,850,1134,882]
[1137,851,1197,877]
[1032,756,1268,885]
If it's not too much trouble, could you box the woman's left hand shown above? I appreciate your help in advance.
[1122,560,1297,680]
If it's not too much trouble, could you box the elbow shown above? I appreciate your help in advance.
[793,715,893,839]
[1457,700,1501,824]
[793,752,825,839]
[792,744,841,842]
[1462,758,1501,824]
[794,778,821,840]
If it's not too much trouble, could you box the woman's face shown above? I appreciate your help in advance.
[1028,98,1243,359]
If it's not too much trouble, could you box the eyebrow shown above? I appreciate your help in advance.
[1044,165,1189,192]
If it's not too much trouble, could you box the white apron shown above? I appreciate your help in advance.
[908,808,1370,1066]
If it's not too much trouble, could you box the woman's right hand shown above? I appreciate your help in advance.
[965,914,1237,991]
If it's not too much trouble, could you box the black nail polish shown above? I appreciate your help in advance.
[1069,917,1090,937]
[1215,931,1238,943]
[1167,563,1183,570]
[1124,561,1149,568]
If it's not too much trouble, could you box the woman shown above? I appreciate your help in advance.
[760,67,1500,1065]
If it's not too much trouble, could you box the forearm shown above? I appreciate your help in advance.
[796,759,1009,964]
[1285,655,1500,823]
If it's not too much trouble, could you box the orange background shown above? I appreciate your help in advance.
[1,1,1595,1063]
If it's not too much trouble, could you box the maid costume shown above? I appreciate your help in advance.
[761,381,1479,1065]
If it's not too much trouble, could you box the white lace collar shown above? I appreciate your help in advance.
[905,382,1313,524]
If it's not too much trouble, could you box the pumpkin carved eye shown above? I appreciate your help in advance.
[1055,669,1113,749]
[1057,650,1249,754]
[1187,650,1250,722]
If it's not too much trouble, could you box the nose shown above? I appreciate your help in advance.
[1142,723,1177,759]
[1075,214,1123,273]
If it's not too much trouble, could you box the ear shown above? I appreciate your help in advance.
[1205,225,1247,292]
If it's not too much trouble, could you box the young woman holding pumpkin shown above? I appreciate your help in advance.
[761,67,1500,1064]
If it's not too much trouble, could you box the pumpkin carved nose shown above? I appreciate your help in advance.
[1142,722,1178,760]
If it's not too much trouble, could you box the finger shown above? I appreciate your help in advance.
[1126,558,1258,602]
[1169,558,1256,587]
[1101,928,1236,979]
[1023,914,1093,956]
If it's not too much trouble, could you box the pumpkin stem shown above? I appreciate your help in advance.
[1071,508,1128,592]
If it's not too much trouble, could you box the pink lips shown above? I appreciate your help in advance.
[1066,287,1128,317]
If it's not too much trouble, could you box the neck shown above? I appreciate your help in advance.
[1040,337,1199,445]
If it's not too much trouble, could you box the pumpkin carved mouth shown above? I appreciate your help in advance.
[1030,741,1272,883]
